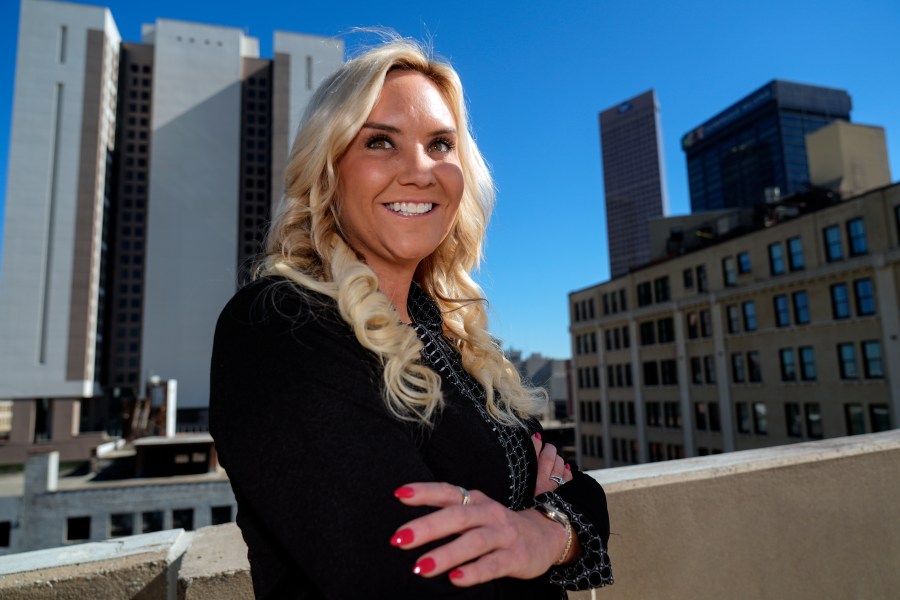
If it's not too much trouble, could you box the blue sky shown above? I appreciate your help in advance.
[1,0,899,358]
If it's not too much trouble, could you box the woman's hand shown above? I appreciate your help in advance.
[391,483,569,586]
[531,433,572,497]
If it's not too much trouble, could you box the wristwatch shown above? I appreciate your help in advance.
[535,501,573,565]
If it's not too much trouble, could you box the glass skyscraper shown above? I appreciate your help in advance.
[682,80,851,212]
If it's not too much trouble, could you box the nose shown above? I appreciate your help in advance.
[397,145,436,187]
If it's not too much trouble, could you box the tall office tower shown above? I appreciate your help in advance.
[0,0,121,452]
[600,90,670,278]
[682,80,852,213]
[0,0,343,454]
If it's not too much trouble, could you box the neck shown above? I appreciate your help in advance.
[376,270,415,324]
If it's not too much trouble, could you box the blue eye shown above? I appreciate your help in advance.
[366,135,394,149]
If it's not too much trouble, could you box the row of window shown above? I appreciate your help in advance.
[602,289,628,315]
[611,437,639,464]
[582,338,882,390]
[642,359,678,386]
[646,401,682,428]
[607,363,634,388]
[639,317,674,346]
[636,276,671,307]
[824,217,868,262]
[575,332,598,355]
[605,326,630,351]
[648,442,685,462]
[573,298,596,322]
[63,505,234,543]
[576,366,600,389]
[581,434,603,459]
[722,251,753,286]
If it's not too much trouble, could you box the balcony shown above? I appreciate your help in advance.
[1,430,898,599]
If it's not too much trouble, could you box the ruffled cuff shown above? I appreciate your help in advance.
[533,491,614,590]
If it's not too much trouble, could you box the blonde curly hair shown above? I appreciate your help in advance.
[259,37,545,427]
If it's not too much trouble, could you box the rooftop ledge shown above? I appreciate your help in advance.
[1,430,898,599]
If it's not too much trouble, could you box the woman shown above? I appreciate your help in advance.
[210,38,612,599]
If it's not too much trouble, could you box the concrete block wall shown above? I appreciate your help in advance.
[0,430,898,599]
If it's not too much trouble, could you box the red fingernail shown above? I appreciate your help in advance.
[394,486,415,498]
[413,557,435,575]
[391,528,414,546]
[450,569,464,580]
[565,463,571,471]
[534,432,542,440]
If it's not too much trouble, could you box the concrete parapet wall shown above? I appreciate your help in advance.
[0,431,898,599]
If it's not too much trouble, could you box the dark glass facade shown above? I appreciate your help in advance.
[682,81,851,212]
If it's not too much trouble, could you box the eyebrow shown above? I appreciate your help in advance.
[362,121,458,137]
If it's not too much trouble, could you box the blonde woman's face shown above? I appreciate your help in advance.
[336,70,464,283]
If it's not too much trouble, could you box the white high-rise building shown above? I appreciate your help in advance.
[0,0,343,462]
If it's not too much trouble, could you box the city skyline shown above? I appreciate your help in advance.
[1,0,899,358]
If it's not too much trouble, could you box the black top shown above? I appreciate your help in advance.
[210,277,612,599]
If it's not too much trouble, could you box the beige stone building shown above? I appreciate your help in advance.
[570,182,900,469]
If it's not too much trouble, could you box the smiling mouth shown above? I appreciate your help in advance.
[385,202,435,216]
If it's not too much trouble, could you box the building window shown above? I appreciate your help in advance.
[853,278,876,316]
[700,310,713,338]
[785,403,803,437]
[792,291,810,325]
[643,361,659,386]
[830,283,850,319]
[768,243,785,275]
[862,341,884,378]
[846,218,868,256]
[837,343,859,380]
[779,348,797,381]
[691,357,703,384]
[823,225,843,262]
[637,282,652,307]
[142,511,163,533]
[870,404,891,432]
[687,312,699,339]
[773,294,790,327]
[805,403,823,439]
[695,403,708,430]
[67,516,91,541]
[110,513,134,538]
[742,301,757,332]
[753,402,768,434]
[722,256,737,287]
[683,268,694,289]
[736,403,751,434]
[173,508,195,531]
[654,277,671,303]
[747,351,762,383]
[704,355,716,384]
[737,251,751,274]
[657,317,675,344]
[639,321,656,346]
[664,402,681,428]
[709,402,721,431]
[731,353,746,383]
[799,346,817,381]
[696,265,708,292]
[0,521,9,547]
[844,404,866,436]
[726,304,740,333]
[787,236,805,270]
[660,359,678,385]
[646,402,661,427]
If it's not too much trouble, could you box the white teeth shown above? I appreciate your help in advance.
[387,202,433,216]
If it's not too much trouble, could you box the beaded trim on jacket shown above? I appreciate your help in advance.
[407,285,531,510]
